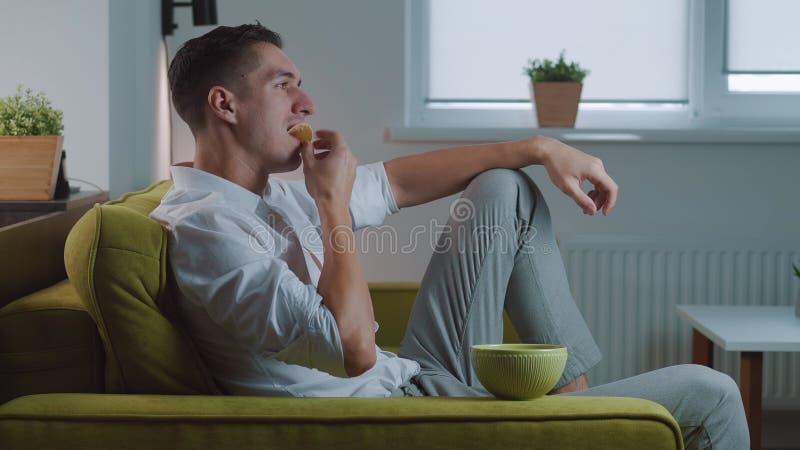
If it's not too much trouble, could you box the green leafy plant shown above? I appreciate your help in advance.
[0,85,64,136]
[523,51,590,83]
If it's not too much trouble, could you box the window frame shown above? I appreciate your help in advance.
[713,0,800,127]
[404,0,800,130]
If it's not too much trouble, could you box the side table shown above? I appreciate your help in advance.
[676,305,800,450]
[0,190,108,308]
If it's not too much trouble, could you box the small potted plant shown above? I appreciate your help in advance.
[0,85,64,201]
[523,51,589,128]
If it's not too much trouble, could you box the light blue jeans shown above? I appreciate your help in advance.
[397,169,749,450]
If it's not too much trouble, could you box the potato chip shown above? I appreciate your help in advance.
[288,123,313,142]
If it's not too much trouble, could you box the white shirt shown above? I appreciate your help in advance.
[149,162,420,397]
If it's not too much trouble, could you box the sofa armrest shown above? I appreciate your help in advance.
[0,280,104,403]
[0,393,682,449]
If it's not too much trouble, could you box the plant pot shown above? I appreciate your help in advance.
[532,82,582,128]
[0,135,64,201]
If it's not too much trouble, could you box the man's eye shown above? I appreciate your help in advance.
[277,82,289,89]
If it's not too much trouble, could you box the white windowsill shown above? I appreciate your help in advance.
[386,127,800,144]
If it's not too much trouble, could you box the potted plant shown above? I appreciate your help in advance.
[0,85,64,201]
[523,51,589,128]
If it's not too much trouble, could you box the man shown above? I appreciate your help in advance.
[151,24,748,449]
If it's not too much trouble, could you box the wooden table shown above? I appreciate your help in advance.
[0,190,108,307]
[676,305,800,450]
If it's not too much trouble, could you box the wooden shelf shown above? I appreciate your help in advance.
[0,190,108,228]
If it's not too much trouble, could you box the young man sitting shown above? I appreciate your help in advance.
[150,24,748,450]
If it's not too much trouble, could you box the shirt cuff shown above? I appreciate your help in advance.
[377,161,400,214]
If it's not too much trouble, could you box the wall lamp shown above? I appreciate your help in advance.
[162,0,218,36]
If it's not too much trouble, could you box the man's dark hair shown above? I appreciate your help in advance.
[168,23,282,131]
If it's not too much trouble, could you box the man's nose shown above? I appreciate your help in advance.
[293,89,316,116]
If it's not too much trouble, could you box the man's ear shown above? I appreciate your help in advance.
[207,86,238,125]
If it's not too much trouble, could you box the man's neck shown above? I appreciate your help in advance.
[193,134,269,197]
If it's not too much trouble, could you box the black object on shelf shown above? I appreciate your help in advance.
[54,150,71,199]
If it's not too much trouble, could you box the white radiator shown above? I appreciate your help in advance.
[558,234,800,409]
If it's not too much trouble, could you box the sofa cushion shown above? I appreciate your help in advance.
[0,280,103,402]
[0,393,683,450]
[63,180,219,395]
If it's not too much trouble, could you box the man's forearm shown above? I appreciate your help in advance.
[315,201,377,377]
[384,137,549,208]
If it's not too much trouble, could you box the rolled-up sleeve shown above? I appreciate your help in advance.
[169,209,347,377]
[349,162,400,230]
[278,162,399,231]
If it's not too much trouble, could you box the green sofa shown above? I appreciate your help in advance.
[0,181,684,449]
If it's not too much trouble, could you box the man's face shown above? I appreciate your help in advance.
[234,43,315,173]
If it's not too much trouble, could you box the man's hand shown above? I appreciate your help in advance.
[300,130,357,208]
[534,135,619,216]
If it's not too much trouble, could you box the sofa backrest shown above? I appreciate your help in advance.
[64,181,220,395]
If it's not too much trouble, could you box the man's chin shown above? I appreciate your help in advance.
[272,152,302,173]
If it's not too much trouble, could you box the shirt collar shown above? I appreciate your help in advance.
[170,166,267,213]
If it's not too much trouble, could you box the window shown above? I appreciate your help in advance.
[726,0,800,93]
[429,0,688,103]
[405,0,800,130]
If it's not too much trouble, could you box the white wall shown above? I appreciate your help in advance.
[0,0,109,191]
[165,0,800,282]
[108,0,163,199]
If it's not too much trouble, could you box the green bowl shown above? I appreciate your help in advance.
[471,344,567,400]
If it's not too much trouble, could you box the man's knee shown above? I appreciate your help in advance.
[679,364,741,404]
[464,169,540,208]
[467,168,532,193]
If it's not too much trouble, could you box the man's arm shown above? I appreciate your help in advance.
[300,130,376,377]
[315,201,376,377]
[384,135,618,216]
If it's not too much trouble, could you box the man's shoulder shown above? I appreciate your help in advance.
[150,186,256,235]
